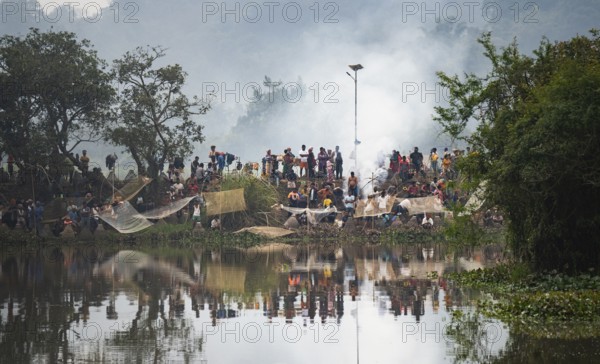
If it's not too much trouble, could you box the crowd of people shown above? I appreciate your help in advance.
[0,141,496,235]
[0,198,44,234]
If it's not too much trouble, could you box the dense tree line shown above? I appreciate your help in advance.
[0,28,209,182]
[435,31,600,272]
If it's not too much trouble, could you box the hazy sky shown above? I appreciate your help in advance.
[2,0,599,175]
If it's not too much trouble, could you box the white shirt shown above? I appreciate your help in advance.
[344,195,355,208]
[378,195,389,211]
[298,149,308,162]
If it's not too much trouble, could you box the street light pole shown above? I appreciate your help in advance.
[347,64,363,171]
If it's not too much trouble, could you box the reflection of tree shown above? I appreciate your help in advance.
[446,310,503,363]
[0,248,87,363]
[100,304,203,364]
[0,247,205,363]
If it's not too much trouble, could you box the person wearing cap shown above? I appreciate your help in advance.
[80,150,90,178]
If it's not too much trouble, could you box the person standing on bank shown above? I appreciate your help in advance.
[191,200,202,229]
[334,146,343,180]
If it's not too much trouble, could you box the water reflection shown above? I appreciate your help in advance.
[1,242,588,363]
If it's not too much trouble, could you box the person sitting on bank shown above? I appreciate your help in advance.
[287,188,300,208]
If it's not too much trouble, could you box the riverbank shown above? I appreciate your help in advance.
[0,219,507,249]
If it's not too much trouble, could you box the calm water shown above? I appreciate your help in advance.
[0,242,598,363]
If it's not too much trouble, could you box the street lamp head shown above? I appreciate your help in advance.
[349,64,364,71]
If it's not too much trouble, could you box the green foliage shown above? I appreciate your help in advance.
[0,28,114,174]
[109,46,210,179]
[433,72,483,146]
[444,213,487,247]
[449,264,600,336]
[480,290,600,321]
[435,30,600,272]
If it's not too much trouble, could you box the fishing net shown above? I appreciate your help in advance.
[354,194,396,218]
[400,196,445,215]
[123,169,137,182]
[141,196,197,220]
[104,175,152,202]
[203,188,247,216]
[97,201,153,234]
[116,176,153,201]
[278,205,337,225]
[96,196,199,233]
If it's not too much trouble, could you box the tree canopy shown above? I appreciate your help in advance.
[109,46,209,179]
[0,28,114,176]
[435,31,600,272]
[0,29,208,189]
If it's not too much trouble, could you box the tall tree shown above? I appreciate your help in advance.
[435,31,600,272]
[0,28,114,176]
[433,72,482,147]
[109,46,209,180]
